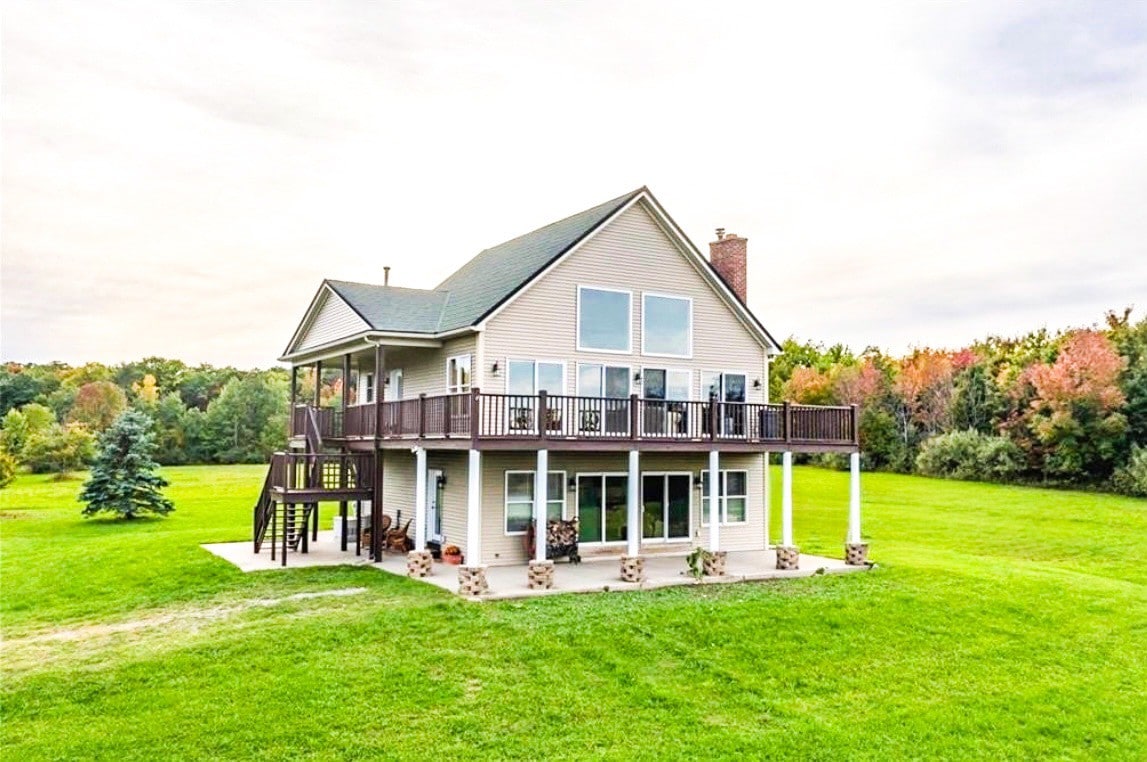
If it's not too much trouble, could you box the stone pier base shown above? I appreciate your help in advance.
[527,560,555,590]
[703,550,728,577]
[620,555,645,583]
[458,565,489,597]
[845,542,869,566]
[406,550,433,578]
[775,545,800,570]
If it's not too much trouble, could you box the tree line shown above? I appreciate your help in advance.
[0,359,291,482]
[772,308,1147,496]
[1,307,1145,495]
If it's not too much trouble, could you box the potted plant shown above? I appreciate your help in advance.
[442,544,463,565]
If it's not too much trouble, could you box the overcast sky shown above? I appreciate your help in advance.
[3,1,1145,368]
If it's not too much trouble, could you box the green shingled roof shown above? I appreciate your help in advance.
[324,280,448,334]
[320,187,645,335]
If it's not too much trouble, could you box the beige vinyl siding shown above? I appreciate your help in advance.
[380,449,470,552]
[297,290,370,351]
[478,451,766,566]
[376,333,478,400]
[481,201,769,402]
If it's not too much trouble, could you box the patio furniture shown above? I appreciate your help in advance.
[385,518,414,554]
[359,513,392,551]
[524,518,581,564]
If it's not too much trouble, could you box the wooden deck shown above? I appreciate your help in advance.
[293,391,859,453]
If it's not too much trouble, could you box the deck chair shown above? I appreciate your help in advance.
[360,513,392,551]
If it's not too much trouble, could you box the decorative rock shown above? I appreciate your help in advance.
[775,545,800,570]
[620,555,645,583]
[406,549,433,578]
[458,565,489,597]
[845,542,869,566]
[702,550,727,577]
[528,559,555,590]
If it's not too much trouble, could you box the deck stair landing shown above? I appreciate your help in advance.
[252,407,373,565]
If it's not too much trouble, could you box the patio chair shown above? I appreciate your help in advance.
[524,518,581,564]
[360,513,392,551]
[385,518,414,554]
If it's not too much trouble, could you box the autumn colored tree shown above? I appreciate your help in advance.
[894,349,955,442]
[67,381,128,431]
[782,366,836,405]
[1022,330,1128,481]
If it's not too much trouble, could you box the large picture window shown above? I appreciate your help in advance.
[505,471,566,534]
[642,293,692,357]
[578,287,632,353]
[700,470,748,524]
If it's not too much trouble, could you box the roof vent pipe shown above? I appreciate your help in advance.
[384,266,390,286]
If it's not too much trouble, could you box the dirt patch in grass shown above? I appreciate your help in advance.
[1,587,370,672]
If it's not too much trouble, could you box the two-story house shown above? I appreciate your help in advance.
[253,187,866,595]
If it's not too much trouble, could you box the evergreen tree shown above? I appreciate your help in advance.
[80,409,173,519]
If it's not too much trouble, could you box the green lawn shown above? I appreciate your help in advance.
[2,465,1145,760]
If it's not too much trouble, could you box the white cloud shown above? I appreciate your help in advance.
[2,0,1145,366]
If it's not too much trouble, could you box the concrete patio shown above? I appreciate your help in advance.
[203,531,871,600]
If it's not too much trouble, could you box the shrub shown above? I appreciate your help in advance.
[916,429,1025,482]
[23,423,96,477]
[1112,445,1147,497]
[0,447,17,489]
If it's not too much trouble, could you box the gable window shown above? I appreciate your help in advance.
[505,471,567,534]
[578,286,632,353]
[447,355,471,394]
[643,293,692,357]
[700,470,748,524]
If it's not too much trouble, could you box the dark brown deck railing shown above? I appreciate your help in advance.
[267,451,374,492]
[329,391,857,447]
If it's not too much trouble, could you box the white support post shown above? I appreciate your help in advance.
[627,450,640,557]
[848,451,861,544]
[466,449,481,565]
[708,449,720,552]
[413,447,427,551]
[764,451,772,548]
[781,451,794,547]
[534,449,548,563]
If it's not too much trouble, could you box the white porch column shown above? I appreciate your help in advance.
[781,451,794,547]
[848,451,862,544]
[466,449,482,564]
[534,449,548,563]
[708,449,720,552]
[626,450,640,557]
[413,447,427,551]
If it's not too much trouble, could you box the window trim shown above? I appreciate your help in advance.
[699,469,750,526]
[641,292,693,359]
[504,469,567,536]
[577,285,633,354]
[446,354,472,394]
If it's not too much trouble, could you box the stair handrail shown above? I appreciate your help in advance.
[252,457,278,552]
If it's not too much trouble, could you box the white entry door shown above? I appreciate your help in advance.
[426,468,444,543]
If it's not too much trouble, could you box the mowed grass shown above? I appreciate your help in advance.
[2,465,1146,760]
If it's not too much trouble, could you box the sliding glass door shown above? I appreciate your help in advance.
[641,473,691,541]
[576,474,628,544]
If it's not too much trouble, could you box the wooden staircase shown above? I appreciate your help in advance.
[252,406,373,566]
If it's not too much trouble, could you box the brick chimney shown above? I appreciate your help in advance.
[709,228,748,302]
